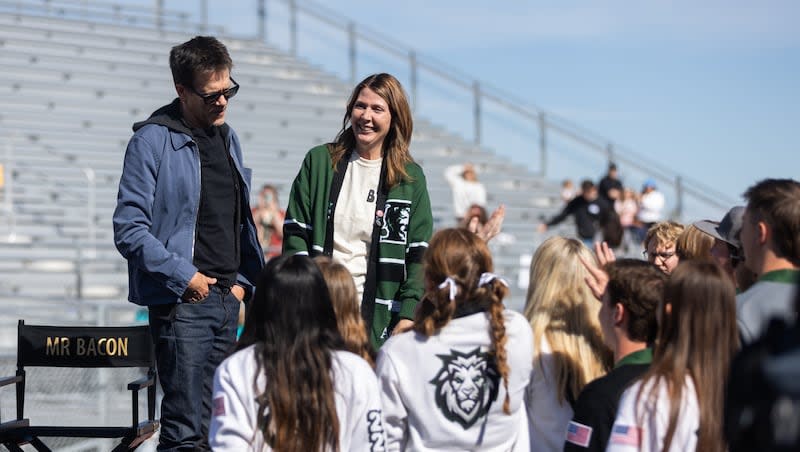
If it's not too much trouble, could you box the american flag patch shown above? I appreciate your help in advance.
[609,424,641,446]
[212,396,226,417]
[565,420,593,447]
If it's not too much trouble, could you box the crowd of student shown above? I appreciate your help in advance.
[113,36,798,451]
[207,177,800,451]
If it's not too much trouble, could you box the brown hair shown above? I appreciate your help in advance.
[238,254,343,452]
[169,36,233,87]
[644,221,684,250]
[314,257,375,367]
[675,224,715,261]
[415,228,512,413]
[743,178,800,266]
[605,259,666,343]
[635,260,738,452]
[329,73,414,188]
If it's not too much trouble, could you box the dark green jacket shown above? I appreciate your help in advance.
[283,145,433,347]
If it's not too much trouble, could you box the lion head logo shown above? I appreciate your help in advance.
[429,347,500,429]
[380,201,410,244]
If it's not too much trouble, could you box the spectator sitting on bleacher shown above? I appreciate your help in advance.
[561,178,577,205]
[635,178,665,242]
[251,184,285,260]
[445,162,487,225]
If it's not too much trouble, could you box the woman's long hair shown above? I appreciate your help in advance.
[328,73,414,188]
[314,256,375,367]
[635,260,738,452]
[523,236,612,404]
[414,228,513,413]
[238,254,345,452]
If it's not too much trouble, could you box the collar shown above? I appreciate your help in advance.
[614,347,653,369]
[758,269,800,284]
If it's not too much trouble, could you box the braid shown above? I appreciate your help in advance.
[414,281,458,336]
[484,283,511,414]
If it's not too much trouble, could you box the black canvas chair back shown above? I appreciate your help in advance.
[0,320,159,452]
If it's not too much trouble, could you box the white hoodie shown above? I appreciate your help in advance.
[210,345,385,451]
[377,309,533,451]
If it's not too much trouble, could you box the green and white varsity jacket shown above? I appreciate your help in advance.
[283,144,433,348]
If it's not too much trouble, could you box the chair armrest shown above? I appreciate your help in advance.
[127,374,156,391]
[0,375,23,388]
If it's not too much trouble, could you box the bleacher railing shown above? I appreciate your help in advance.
[256,0,737,219]
[1,0,738,223]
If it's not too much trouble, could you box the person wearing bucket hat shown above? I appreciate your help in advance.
[735,178,800,344]
[694,207,744,277]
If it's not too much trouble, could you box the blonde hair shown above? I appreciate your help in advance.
[644,221,684,250]
[523,236,612,404]
[415,228,512,413]
[329,73,414,189]
[313,257,374,367]
[675,224,714,261]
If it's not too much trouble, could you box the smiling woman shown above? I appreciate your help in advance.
[283,73,433,350]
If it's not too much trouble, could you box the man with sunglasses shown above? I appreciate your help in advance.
[113,36,263,451]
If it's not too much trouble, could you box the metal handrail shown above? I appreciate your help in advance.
[2,0,739,219]
[265,0,738,218]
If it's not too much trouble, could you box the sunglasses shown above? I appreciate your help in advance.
[185,78,239,105]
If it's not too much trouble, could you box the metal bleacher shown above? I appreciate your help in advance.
[0,2,568,331]
[0,2,575,449]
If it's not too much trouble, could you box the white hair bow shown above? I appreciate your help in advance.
[438,277,458,301]
[478,272,508,288]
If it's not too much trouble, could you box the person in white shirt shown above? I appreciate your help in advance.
[210,254,385,451]
[635,179,665,243]
[523,236,613,451]
[445,163,487,224]
[377,228,533,451]
[608,260,739,452]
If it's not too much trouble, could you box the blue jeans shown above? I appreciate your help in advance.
[148,286,239,451]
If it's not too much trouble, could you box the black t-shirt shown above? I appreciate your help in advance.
[564,363,649,451]
[547,196,612,240]
[191,125,241,287]
[598,176,623,203]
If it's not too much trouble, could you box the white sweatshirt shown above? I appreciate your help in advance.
[210,345,385,451]
[377,309,534,451]
[525,335,575,452]
[445,164,487,218]
[606,376,699,452]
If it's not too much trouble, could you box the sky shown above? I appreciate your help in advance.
[144,0,797,220]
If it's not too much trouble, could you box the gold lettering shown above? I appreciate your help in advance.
[46,337,60,355]
[60,337,70,355]
[117,338,128,356]
[76,338,86,355]
[105,338,117,356]
[85,338,97,356]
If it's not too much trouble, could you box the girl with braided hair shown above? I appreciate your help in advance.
[376,228,533,450]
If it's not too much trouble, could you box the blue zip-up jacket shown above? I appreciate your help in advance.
[113,99,264,306]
